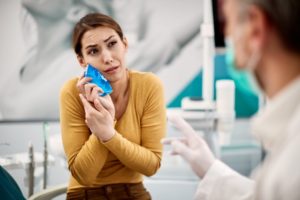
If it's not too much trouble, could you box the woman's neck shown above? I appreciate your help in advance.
[110,69,130,103]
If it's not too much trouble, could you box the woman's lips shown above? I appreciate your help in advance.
[104,66,119,73]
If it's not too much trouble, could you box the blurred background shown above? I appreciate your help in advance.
[0,0,258,121]
[0,0,261,199]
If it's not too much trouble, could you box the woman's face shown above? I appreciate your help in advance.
[78,27,128,83]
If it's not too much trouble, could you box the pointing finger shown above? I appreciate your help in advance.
[171,140,193,162]
[168,113,198,138]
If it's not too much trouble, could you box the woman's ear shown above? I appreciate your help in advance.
[122,37,128,51]
[77,55,86,68]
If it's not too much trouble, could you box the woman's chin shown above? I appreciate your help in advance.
[107,68,125,83]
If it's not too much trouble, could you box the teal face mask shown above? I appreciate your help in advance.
[225,38,258,96]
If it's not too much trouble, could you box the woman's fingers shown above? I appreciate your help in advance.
[89,86,104,102]
[98,96,114,110]
[84,83,95,100]
[79,94,93,114]
[94,98,104,112]
[76,77,92,95]
[84,83,103,101]
[79,94,104,123]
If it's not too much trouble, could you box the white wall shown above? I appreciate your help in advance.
[0,0,26,90]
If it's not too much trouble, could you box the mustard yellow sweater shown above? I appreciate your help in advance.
[59,70,166,192]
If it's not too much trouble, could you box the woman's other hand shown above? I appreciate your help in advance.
[77,74,115,120]
[76,73,92,96]
[79,94,115,142]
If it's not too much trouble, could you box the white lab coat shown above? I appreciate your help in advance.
[195,77,300,200]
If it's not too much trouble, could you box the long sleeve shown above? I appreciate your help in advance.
[102,72,167,176]
[60,79,109,186]
[195,160,255,200]
[60,72,166,190]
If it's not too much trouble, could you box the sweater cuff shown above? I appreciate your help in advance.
[101,131,122,149]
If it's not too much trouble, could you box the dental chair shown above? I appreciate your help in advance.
[28,134,68,200]
[27,184,67,200]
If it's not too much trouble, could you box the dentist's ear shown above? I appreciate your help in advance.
[77,55,87,68]
[247,5,270,52]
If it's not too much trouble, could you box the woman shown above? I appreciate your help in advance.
[60,13,166,199]
[164,0,300,199]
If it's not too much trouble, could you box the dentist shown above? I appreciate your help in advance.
[164,0,300,199]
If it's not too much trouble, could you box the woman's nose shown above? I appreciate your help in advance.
[102,50,113,65]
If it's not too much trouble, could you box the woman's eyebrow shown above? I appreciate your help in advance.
[104,35,115,43]
[85,35,115,49]
[85,44,98,49]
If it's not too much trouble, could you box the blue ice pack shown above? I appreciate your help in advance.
[84,64,113,96]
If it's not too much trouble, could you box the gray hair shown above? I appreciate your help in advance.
[239,0,300,53]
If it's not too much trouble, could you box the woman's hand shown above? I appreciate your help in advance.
[77,74,115,120]
[79,94,115,142]
[77,74,102,102]
[97,95,115,121]
[76,73,92,96]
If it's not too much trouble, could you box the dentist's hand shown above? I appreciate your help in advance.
[162,113,215,178]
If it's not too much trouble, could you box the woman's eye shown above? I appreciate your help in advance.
[108,41,117,48]
[88,48,98,55]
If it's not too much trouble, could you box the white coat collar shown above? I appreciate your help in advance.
[251,77,300,153]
